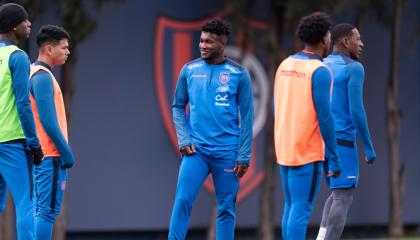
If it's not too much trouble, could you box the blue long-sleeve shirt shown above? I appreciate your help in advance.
[323,52,376,160]
[289,52,341,172]
[0,40,39,148]
[172,58,254,164]
[30,61,74,165]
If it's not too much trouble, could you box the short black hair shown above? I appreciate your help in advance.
[331,23,356,45]
[36,25,70,47]
[296,12,332,45]
[201,18,232,37]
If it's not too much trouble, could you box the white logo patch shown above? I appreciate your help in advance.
[216,86,229,93]
[187,62,203,70]
[215,95,228,101]
[225,65,240,73]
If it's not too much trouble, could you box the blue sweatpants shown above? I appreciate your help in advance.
[280,161,322,240]
[34,157,67,240]
[0,141,35,240]
[168,147,239,240]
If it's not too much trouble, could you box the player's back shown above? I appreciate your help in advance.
[323,52,360,141]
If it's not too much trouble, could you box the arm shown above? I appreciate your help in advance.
[31,71,75,168]
[172,66,193,152]
[312,66,341,175]
[9,51,39,148]
[347,62,376,162]
[236,70,254,166]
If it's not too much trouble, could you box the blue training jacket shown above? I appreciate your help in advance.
[323,52,376,161]
[172,58,254,164]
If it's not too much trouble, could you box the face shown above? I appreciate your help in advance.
[346,28,364,60]
[14,19,31,40]
[199,31,226,63]
[49,39,70,66]
[321,31,331,58]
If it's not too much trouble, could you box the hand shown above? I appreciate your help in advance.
[30,145,43,165]
[365,156,374,165]
[365,151,376,164]
[179,144,196,156]
[60,151,75,169]
[234,162,248,178]
[327,170,341,178]
[60,158,74,169]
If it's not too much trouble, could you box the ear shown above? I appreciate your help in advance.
[220,35,228,46]
[342,37,350,49]
[321,34,329,46]
[46,44,53,56]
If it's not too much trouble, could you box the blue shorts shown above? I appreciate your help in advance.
[326,141,359,189]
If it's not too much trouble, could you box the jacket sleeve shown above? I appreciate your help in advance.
[236,69,254,165]
[172,66,192,149]
[347,62,376,161]
[9,51,39,148]
[312,66,341,173]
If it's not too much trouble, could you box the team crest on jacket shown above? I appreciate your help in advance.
[219,72,230,84]
[154,11,269,203]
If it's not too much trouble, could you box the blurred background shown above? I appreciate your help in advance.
[0,0,419,239]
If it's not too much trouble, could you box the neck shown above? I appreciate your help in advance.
[0,32,18,44]
[333,45,350,57]
[303,45,323,57]
[37,55,54,68]
[205,54,225,65]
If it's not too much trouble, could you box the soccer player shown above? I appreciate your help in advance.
[273,12,341,240]
[316,23,376,240]
[0,3,43,239]
[29,25,75,240]
[168,18,253,240]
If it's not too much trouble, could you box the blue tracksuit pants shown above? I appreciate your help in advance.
[280,161,322,240]
[34,157,67,240]
[0,141,35,240]
[168,147,239,240]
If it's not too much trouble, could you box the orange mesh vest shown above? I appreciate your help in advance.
[273,57,327,166]
[30,65,68,157]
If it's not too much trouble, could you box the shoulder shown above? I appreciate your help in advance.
[184,58,204,71]
[32,69,51,79]
[10,49,29,64]
[223,58,247,76]
[314,65,331,77]
[347,61,364,77]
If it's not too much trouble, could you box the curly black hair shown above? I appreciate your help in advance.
[36,25,70,47]
[296,12,332,45]
[201,18,232,37]
[331,23,355,45]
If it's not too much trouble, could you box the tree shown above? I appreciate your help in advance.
[354,0,406,236]
[387,0,404,237]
